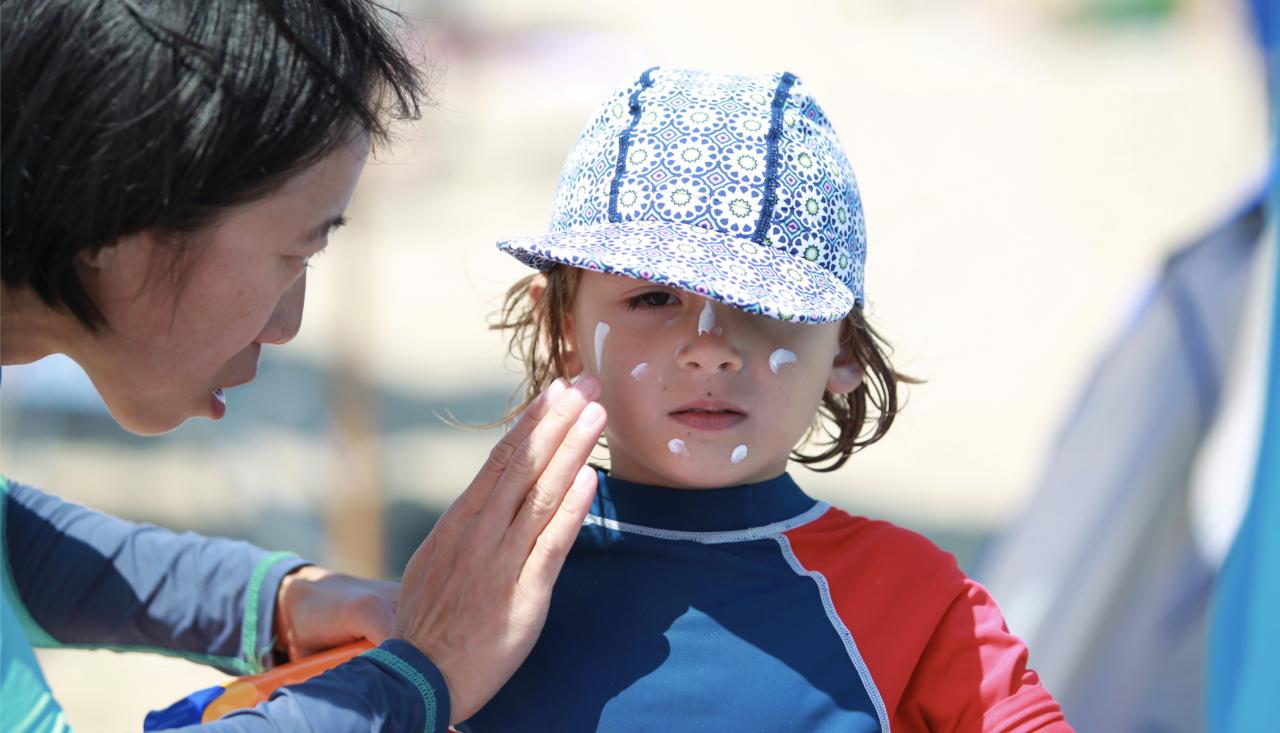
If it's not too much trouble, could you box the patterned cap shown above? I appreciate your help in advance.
[498,67,866,323]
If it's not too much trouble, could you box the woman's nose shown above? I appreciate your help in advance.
[256,273,307,346]
[676,301,743,374]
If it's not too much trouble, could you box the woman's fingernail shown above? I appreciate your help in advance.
[547,379,567,400]
[576,402,604,430]
[570,464,597,499]
[572,374,601,399]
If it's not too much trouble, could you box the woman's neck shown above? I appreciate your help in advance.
[1,286,72,366]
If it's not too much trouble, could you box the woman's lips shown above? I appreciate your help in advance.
[210,389,227,419]
[668,400,748,431]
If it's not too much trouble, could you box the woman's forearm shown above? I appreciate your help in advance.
[1,477,306,675]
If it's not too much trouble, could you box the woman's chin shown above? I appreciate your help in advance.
[102,395,199,436]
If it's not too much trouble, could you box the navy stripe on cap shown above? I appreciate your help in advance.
[752,71,797,244]
[608,66,659,223]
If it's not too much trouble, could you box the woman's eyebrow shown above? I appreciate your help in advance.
[299,215,348,244]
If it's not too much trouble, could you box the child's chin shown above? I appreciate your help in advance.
[655,457,768,490]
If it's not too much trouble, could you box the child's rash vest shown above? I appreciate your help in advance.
[460,470,1070,733]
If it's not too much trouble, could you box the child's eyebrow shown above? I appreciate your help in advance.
[620,281,678,294]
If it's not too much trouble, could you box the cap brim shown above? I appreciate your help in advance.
[497,220,855,323]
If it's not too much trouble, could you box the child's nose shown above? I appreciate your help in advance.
[676,302,744,374]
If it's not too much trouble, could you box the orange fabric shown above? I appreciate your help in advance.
[204,641,374,721]
[784,508,1073,733]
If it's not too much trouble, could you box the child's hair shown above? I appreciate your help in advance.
[491,265,917,472]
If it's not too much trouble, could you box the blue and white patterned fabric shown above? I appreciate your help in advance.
[498,67,867,323]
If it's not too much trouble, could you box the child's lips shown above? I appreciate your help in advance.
[668,401,748,431]
[669,411,747,431]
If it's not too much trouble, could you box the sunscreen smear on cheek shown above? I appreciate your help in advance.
[769,348,797,374]
[594,322,610,375]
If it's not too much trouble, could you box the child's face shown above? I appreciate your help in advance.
[556,270,864,489]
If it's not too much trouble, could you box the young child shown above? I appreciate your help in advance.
[472,67,1071,732]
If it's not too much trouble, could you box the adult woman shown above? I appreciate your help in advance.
[0,1,606,731]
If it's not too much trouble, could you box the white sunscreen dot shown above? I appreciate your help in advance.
[630,362,649,380]
[730,444,749,464]
[697,300,718,335]
[769,348,798,374]
[594,322,610,375]
[668,438,689,457]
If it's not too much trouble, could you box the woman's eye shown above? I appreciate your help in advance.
[292,246,327,270]
[626,291,680,310]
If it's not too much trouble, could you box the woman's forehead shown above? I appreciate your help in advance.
[205,136,370,241]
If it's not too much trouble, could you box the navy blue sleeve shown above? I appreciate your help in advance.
[182,640,451,733]
[1,478,308,675]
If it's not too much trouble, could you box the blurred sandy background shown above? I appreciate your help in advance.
[0,0,1270,728]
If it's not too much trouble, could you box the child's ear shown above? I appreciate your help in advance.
[529,273,584,377]
[827,363,865,395]
[560,313,583,377]
[826,337,865,396]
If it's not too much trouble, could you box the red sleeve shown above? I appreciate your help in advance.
[899,576,1071,732]
[784,508,1073,733]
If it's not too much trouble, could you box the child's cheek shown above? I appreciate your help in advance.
[593,326,657,411]
[756,344,828,426]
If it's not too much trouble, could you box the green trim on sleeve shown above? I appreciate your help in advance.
[0,476,60,649]
[240,550,298,675]
[363,647,438,733]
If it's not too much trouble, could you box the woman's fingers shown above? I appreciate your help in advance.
[480,376,600,541]
[500,402,605,562]
[443,379,568,525]
[345,582,399,648]
[275,567,400,660]
[391,375,607,722]
[517,463,599,597]
[408,379,571,575]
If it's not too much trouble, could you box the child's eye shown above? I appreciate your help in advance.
[626,291,681,310]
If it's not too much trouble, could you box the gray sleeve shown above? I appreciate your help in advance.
[1,477,307,675]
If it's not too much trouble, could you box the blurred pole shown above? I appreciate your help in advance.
[325,227,384,578]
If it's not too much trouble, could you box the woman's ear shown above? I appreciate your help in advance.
[74,231,157,300]
[529,273,583,377]
[77,246,115,272]
[76,234,137,273]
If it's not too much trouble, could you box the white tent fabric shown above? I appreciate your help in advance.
[974,198,1269,733]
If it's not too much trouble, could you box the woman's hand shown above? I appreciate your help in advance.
[273,565,398,661]
[393,375,606,723]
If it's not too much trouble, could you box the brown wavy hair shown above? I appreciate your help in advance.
[491,265,917,472]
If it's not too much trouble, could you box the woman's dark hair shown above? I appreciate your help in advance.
[1,0,426,329]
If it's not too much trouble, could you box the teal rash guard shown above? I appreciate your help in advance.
[0,478,450,732]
